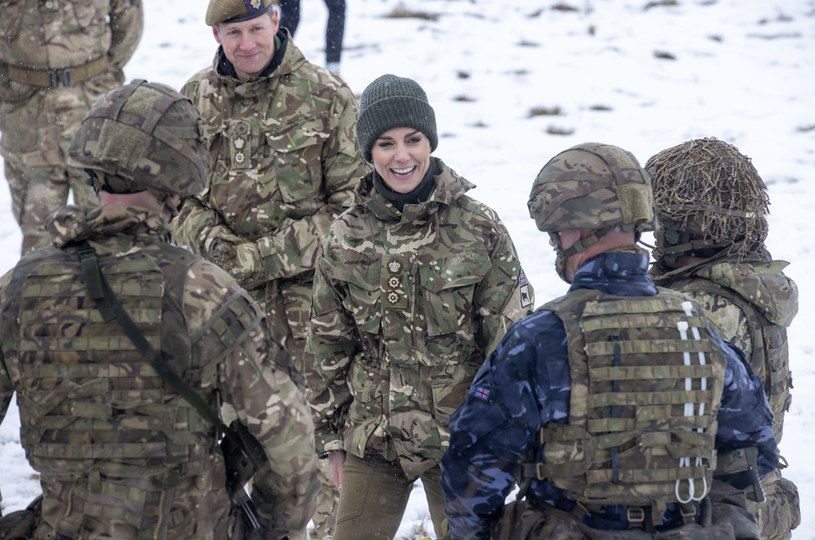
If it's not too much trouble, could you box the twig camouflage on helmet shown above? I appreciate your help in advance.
[646,137,769,261]
[67,79,209,197]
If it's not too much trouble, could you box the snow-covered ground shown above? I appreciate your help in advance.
[1,1,813,537]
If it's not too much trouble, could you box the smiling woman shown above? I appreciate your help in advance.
[306,72,536,540]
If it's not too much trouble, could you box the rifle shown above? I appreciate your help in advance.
[77,243,268,538]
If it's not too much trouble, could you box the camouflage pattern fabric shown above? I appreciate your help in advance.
[171,30,363,538]
[529,286,726,519]
[0,0,144,254]
[651,256,800,539]
[172,31,367,354]
[307,157,535,479]
[0,205,319,540]
[440,250,778,540]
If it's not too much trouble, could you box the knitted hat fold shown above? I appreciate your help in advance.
[357,74,438,162]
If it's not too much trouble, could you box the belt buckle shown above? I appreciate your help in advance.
[47,67,73,88]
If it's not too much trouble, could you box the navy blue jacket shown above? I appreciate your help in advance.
[441,251,778,540]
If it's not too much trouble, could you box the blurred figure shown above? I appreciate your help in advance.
[647,137,800,540]
[280,0,347,74]
[441,142,779,540]
[173,1,368,537]
[307,73,534,540]
[0,0,143,254]
[0,80,318,540]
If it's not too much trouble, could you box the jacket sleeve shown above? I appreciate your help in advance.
[185,261,319,537]
[108,0,143,70]
[172,191,236,259]
[713,332,779,476]
[251,83,368,282]
[474,217,535,355]
[305,240,357,456]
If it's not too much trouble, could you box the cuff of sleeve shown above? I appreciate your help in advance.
[316,434,343,457]
[256,237,284,279]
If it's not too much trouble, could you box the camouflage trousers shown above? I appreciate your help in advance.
[255,279,340,539]
[0,77,121,253]
[749,468,800,540]
[491,481,759,540]
[309,458,340,540]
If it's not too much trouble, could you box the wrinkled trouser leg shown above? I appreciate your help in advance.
[333,454,444,540]
[749,468,800,540]
[5,157,96,253]
[310,458,340,539]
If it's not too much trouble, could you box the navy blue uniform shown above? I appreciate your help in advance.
[440,251,778,540]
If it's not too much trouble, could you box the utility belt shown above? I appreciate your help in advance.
[1,56,108,88]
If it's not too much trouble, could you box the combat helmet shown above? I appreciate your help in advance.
[645,137,769,264]
[528,142,653,281]
[68,79,208,212]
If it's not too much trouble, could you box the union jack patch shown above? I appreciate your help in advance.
[472,386,491,401]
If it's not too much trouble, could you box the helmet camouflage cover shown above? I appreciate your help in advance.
[645,137,769,260]
[528,142,654,234]
[68,79,208,197]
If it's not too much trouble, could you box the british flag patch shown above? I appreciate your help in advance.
[472,386,491,401]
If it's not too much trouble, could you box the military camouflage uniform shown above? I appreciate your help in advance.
[441,250,779,540]
[172,28,365,540]
[651,254,800,539]
[0,0,143,254]
[307,158,534,537]
[0,205,319,539]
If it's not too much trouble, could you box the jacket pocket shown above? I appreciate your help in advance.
[419,254,489,337]
[266,117,327,203]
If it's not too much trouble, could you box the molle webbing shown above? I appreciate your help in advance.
[525,288,725,512]
[668,276,790,442]
[9,243,215,540]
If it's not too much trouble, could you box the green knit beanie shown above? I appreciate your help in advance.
[356,74,438,163]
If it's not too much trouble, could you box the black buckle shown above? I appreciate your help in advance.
[47,67,73,88]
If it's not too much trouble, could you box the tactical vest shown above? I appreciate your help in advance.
[667,273,792,443]
[0,242,221,539]
[523,288,726,526]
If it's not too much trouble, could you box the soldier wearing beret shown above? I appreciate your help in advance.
[173,1,368,537]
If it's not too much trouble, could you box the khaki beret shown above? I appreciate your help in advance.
[205,0,278,26]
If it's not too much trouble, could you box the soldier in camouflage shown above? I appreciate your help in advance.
[0,0,143,254]
[0,80,319,540]
[647,138,800,540]
[171,1,367,537]
[440,142,779,540]
[307,73,534,540]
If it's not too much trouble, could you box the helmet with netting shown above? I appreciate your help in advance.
[528,142,654,234]
[645,137,769,262]
[67,79,208,197]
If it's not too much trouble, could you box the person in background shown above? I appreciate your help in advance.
[0,80,319,540]
[280,0,347,74]
[441,142,779,540]
[0,0,143,254]
[647,137,800,540]
[307,73,534,540]
[172,1,367,537]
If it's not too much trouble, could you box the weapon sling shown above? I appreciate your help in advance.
[75,241,264,535]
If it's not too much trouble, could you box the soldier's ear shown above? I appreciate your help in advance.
[212,25,222,45]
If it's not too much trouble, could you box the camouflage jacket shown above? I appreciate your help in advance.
[441,251,778,540]
[0,0,142,84]
[307,158,535,479]
[0,205,319,539]
[173,32,367,290]
[651,256,798,443]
